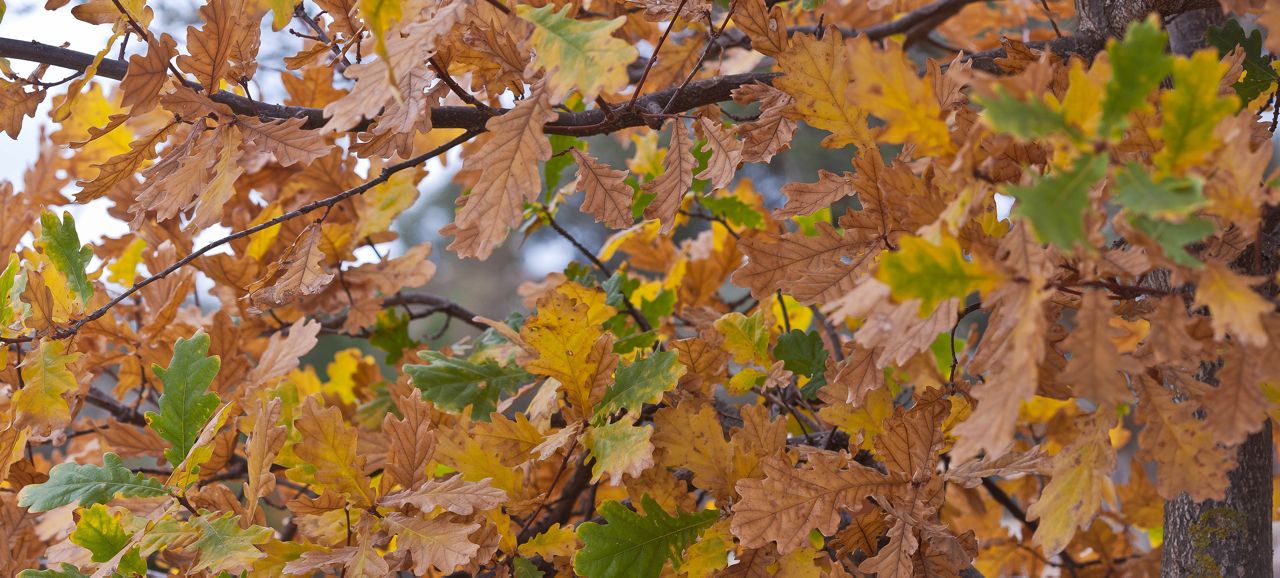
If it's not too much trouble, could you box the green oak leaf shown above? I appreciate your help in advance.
[514,557,546,578]
[70,503,147,575]
[1209,19,1279,104]
[594,350,685,420]
[405,350,529,418]
[1112,162,1205,218]
[775,329,828,382]
[18,564,90,578]
[1101,18,1172,135]
[574,495,718,578]
[1129,215,1214,268]
[980,88,1076,140]
[38,211,95,306]
[699,195,765,230]
[1008,154,1109,250]
[146,332,221,467]
[17,452,169,512]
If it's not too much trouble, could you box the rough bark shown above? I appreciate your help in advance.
[1162,422,1273,577]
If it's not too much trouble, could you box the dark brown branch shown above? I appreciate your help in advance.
[0,37,776,135]
[83,388,148,426]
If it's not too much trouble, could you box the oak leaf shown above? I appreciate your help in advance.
[572,148,635,229]
[381,513,481,574]
[731,453,902,554]
[775,31,871,149]
[379,476,507,515]
[449,88,557,259]
[583,419,656,485]
[642,119,696,234]
[517,4,637,100]
[246,223,335,312]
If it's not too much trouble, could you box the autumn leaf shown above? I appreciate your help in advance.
[246,223,335,311]
[1026,415,1115,556]
[448,87,557,259]
[1193,260,1271,347]
[573,148,635,229]
[775,31,871,149]
[379,476,507,514]
[381,513,481,574]
[517,4,637,100]
[288,396,375,507]
[13,339,81,433]
[875,235,1001,316]
[642,119,696,233]
[732,453,902,554]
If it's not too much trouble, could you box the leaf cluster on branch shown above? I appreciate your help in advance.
[0,0,1279,576]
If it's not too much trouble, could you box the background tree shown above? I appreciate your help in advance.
[0,0,1278,576]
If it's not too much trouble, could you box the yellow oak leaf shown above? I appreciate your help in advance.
[775,30,871,150]
[517,523,580,561]
[1026,414,1116,556]
[1193,260,1272,347]
[288,396,376,507]
[1153,50,1239,175]
[848,36,952,156]
[13,339,82,434]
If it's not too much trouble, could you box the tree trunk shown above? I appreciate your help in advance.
[1162,422,1273,577]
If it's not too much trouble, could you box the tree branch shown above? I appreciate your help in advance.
[0,37,776,135]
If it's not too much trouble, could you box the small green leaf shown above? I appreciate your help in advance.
[574,495,718,578]
[70,503,148,575]
[699,195,765,230]
[875,235,1002,316]
[18,564,89,578]
[774,329,828,382]
[1112,163,1205,218]
[1008,154,1109,250]
[405,350,529,417]
[1101,19,1172,135]
[1209,19,1279,104]
[1129,215,1214,268]
[146,332,221,467]
[514,557,546,578]
[184,512,273,573]
[71,504,129,562]
[980,88,1076,140]
[38,211,95,306]
[370,309,417,364]
[545,135,586,197]
[595,350,684,419]
[17,453,169,512]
